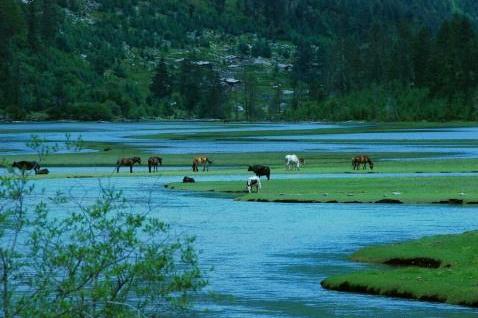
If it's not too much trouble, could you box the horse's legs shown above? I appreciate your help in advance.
[116,165,120,173]
[130,165,133,173]
[149,164,151,173]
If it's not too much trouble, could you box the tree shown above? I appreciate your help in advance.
[212,0,226,14]
[292,41,314,84]
[0,139,206,316]
[26,0,40,49]
[269,65,281,118]
[40,0,60,43]
[199,69,225,119]
[150,58,172,100]
[242,67,258,120]
[0,0,25,51]
[178,56,201,116]
[411,27,432,87]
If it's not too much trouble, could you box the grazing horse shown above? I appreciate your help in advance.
[285,154,302,170]
[248,165,271,180]
[116,157,141,173]
[12,161,40,174]
[192,156,212,172]
[352,155,374,170]
[247,176,262,193]
[148,156,163,173]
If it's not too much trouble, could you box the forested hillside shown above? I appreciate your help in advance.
[2,0,478,121]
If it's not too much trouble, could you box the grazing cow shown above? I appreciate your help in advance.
[183,176,195,183]
[247,176,262,193]
[285,154,302,170]
[248,165,271,180]
[12,161,40,174]
[192,156,212,172]
[352,155,374,170]
[36,168,49,175]
[116,157,141,173]
[148,156,163,173]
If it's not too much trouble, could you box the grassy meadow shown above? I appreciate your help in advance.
[321,231,478,307]
[168,175,478,204]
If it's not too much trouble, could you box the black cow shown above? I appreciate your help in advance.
[183,176,195,183]
[248,165,271,180]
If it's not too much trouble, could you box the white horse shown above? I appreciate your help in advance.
[247,176,262,193]
[285,154,302,170]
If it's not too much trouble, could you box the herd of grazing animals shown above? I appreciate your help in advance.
[11,153,375,192]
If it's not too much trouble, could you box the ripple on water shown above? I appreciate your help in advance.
[20,176,478,317]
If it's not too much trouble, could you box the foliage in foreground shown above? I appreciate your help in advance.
[321,231,478,307]
[0,170,205,317]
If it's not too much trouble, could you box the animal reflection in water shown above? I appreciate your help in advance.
[148,156,162,173]
[12,161,41,174]
[247,176,262,193]
[352,155,374,170]
[285,154,305,170]
[192,156,212,172]
[116,157,141,173]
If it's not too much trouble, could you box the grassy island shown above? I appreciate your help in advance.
[321,231,478,307]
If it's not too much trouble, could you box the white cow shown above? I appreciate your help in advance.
[285,154,303,170]
[247,176,262,193]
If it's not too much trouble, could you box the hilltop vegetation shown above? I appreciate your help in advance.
[2,0,478,121]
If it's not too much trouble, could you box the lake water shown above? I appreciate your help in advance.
[1,121,478,158]
[4,121,478,316]
[28,175,478,318]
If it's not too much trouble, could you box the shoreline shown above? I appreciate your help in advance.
[320,231,478,308]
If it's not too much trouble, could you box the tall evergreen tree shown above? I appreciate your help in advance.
[27,0,40,49]
[40,0,59,43]
[242,67,258,121]
[150,58,171,100]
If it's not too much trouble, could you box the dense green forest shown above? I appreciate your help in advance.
[2,0,478,121]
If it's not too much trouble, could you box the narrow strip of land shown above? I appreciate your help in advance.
[168,176,478,205]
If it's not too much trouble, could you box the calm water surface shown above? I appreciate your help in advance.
[30,175,478,318]
[1,121,478,157]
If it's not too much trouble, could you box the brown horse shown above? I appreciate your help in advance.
[116,157,141,173]
[148,156,163,173]
[352,155,374,170]
[12,161,41,174]
[192,156,212,172]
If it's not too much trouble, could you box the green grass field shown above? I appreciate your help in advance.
[168,175,478,204]
[321,231,478,307]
